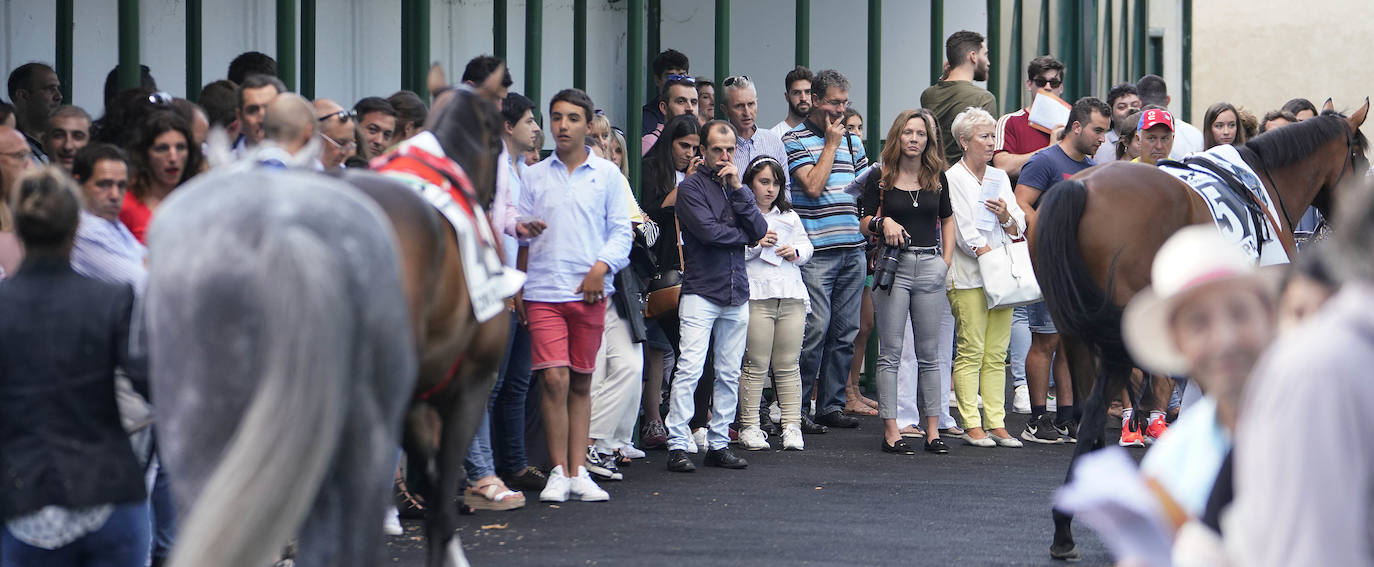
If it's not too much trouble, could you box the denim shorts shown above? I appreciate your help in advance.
[1025,300,1058,334]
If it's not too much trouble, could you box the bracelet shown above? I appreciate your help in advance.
[1000,217,1014,228]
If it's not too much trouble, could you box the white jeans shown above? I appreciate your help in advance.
[589,306,643,451]
[897,302,957,428]
[665,294,749,452]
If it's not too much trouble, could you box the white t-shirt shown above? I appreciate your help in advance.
[770,119,799,138]
[1170,119,1204,160]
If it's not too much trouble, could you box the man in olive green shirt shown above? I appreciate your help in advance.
[920,30,998,164]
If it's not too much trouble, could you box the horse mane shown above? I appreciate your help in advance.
[1243,110,1361,171]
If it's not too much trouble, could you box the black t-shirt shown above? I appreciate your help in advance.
[861,169,953,248]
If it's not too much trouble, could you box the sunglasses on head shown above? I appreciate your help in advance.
[1032,77,1063,88]
[722,75,750,87]
[147,91,175,106]
[666,74,696,84]
[318,109,357,123]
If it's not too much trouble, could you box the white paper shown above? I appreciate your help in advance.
[1054,447,1175,567]
[1028,89,1072,133]
[975,174,1004,232]
[759,217,793,266]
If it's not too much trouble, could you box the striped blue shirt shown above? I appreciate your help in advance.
[71,212,147,293]
[782,121,868,250]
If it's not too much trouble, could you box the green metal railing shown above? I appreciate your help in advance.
[117,0,139,90]
[714,0,730,119]
[277,0,296,92]
[930,0,944,84]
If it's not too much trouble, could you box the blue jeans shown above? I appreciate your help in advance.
[491,319,534,475]
[665,294,750,451]
[1009,305,1030,387]
[2,502,149,567]
[799,247,865,416]
[466,328,512,482]
[149,451,176,562]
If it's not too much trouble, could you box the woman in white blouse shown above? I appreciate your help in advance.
[737,155,813,452]
[944,107,1028,448]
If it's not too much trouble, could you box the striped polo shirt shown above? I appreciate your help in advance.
[782,120,869,250]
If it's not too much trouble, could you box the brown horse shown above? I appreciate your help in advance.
[347,87,513,567]
[1033,99,1369,560]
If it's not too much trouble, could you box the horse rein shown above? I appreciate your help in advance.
[1256,121,1361,236]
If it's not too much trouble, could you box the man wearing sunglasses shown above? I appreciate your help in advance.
[313,99,357,170]
[992,55,1065,184]
[640,74,699,156]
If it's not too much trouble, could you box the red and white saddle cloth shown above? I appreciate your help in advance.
[373,132,525,323]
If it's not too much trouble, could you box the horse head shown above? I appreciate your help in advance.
[428,86,505,207]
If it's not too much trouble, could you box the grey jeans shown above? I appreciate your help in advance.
[872,251,950,420]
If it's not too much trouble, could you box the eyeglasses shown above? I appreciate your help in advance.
[722,75,750,87]
[1032,77,1063,88]
[666,74,696,84]
[147,91,175,106]
[321,132,357,151]
[822,98,851,108]
[318,110,357,124]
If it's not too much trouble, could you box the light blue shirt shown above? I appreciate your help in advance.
[734,126,790,187]
[518,149,633,303]
[71,211,147,294]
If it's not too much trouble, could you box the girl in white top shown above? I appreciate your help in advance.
[945,106,1028,448]
[738,155,813,451]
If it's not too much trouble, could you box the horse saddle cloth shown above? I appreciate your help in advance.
[1158,145,1290,266]
[375,132,525,323]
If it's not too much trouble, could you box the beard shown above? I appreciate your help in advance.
[789,100,811,118]
[973,61,989,82]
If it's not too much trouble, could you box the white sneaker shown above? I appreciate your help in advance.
[618,445,646,459]
[1012,385,1031,414]
[781,423,804,451]
[685,432,699,454]
[569,467,609,502]
[769,402,782,424]
[738,426,770,451]
[1046,394,1057,413]
[383,505,403,536]
[539,465,571,502]
[692,428,708,454]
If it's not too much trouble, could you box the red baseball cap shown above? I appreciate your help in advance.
[1138,108,1175,132]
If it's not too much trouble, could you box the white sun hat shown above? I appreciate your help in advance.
[1122,225,1267,376]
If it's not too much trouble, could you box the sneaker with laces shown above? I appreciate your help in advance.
[1119,418,1146,447]
[618,445,646,460]
[383,505,403,536]
[738,426,770,451]
[1020,414,1065,444]
[1012,385,1031,414]
[639,420,668,449]
[539,465,571,502]
[1054,420,1079,444]
[1145,415,1169,443]
[569,467,609,502]
[781,423,804,451]
[501,465,549,492]
[583,446,622,481]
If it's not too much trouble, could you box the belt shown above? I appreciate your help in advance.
[904,246,940,255]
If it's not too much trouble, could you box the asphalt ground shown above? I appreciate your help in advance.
[383,408,1114,566]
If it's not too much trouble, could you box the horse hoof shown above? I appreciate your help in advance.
[1049,542,1081,562]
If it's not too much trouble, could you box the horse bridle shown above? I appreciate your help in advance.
[1255,122,1363,234]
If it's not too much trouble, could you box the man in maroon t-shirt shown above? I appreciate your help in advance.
[992,55,1065,183]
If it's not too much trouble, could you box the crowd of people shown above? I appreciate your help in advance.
[0,28,1369,567]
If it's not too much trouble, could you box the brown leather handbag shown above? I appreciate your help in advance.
[644,214,684,319]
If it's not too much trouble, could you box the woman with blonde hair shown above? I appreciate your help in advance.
[945,106,1027,448]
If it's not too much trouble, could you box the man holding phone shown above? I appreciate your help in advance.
[783,69,869,431]
[664,120,770,473]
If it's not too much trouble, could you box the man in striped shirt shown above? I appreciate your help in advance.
[70,143,146,292]
[782,68,867,431]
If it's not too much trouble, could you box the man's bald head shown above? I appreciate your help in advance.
[313,98,357,169]
[263,93,317,154]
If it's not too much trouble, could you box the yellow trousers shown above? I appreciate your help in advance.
[947,288,1013,430]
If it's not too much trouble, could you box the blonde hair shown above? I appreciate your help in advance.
[609,129,629,177]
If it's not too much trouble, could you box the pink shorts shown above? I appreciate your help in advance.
[525,300,607,374]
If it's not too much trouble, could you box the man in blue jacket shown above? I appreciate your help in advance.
[665,120,770,473]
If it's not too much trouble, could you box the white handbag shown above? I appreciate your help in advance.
[977,232,1042,309]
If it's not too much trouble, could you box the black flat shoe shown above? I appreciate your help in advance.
[704,448,749,469]
[667,449,696,473]
[817,410,860,428]
[924,438,950,454]
[799,413,829,435]
[881,438,917,455]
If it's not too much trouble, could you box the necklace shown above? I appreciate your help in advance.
[959,159,984,183]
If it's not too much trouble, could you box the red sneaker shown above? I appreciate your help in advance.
[1145,415,1169,443]
[1119,418,1145,447]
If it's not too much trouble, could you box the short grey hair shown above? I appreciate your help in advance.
[722,76,756,101]
[951,106,996,145]
[810,69,850,100]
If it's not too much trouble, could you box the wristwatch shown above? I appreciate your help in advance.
[1000,217,1014,228]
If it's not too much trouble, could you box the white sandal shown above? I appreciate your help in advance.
[463,481,526,511]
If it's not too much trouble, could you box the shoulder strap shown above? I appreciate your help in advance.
[673,212,685,273]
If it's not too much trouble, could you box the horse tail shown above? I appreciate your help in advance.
[1034,179,1127,362]
[167,225,354,567]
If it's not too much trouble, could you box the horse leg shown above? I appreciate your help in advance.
[1050,333,1099,561]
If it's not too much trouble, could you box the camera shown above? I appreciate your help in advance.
[872,238,908,291]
